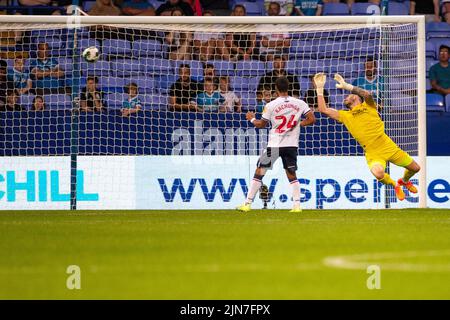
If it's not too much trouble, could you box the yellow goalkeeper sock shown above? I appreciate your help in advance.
[402,169,416,183]
[378,173,395,187]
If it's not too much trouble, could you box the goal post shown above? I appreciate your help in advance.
[0,15,427,210]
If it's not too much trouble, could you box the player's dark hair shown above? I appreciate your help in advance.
[439,45,450,53]
[275,77,289,93]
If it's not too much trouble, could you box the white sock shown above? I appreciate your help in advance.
[290,179,301,207]
[246,178,262,204]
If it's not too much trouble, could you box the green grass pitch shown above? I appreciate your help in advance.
[0,209,449,299]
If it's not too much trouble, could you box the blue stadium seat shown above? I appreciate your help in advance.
[236,60,265,76]
[81,60,110,77]
[133,76,156,94]
[154,74,178,94]
[83,0,96,12]
[20,94,35,110]
[206,60,235,76]
[106,93,127,109]
[426,93,445,112]
[45,94,72,110]
[57,57,73,72]
[446,95,450,112]
[426,22,450,39]
[103,39,132,56]
[141,94,169,110]
[426,42,436,59]
[132,40,163,58]
[99,77,127,92]
[231,76,260,91]
[239,92,257,110]
[351,3,380,15]
[426,78,432,91]
[111,59,142,77]
[387,1,408,15]
[145,58,172,75]
[322,3,349,15]
[296,59,327,75]
[240,1,264,16]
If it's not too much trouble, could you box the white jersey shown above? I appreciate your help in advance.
[261,96,311,148]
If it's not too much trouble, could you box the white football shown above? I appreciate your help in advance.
[82,46,100,63]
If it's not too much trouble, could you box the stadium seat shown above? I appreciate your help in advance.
[110,59,143,77]
[206,60,235,76]
[133,76,156,94]
[240,1,264,16]
[322,3,349,15]
[239,92,257,110]
[102,39,132,56]
[45,94,72,110]
[426,42,436,59]
[20,94,35,110]
[426,93,445,112]
[154,74,178,94]
[81,60,111,77]
[230,76,260,92]
[83,0,96,12]
[140,58,171,76]
[426,78,432,91]
[236,60,265,76]
[106,93,127,109]
[99,77,127,92]
[387,1,408,15]
[132,40,163,58]
[57,57,73,72]
[351,3,380,15]
[141,94,169,110]
[296,59,327,76]
[426,22,450,39]
[446,95,450,112]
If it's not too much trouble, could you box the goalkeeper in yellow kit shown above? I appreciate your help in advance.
[313,73,420,201]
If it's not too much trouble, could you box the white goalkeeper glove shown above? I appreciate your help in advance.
[334,73,354,91]
[313,73,326,96]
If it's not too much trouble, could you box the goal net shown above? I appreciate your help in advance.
[0,16,426,210]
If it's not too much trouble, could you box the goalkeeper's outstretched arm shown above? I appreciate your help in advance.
[314,73,340,121]
[334,73,376,106]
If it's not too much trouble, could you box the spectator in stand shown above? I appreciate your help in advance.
[410,0,441,23]
[202,63,218,87]
[199,0,229,16]
[293,0,323,16]
[30,42,66,95]
[264,0,294,15]
[156,0,194,15]
[259,16,291,61]
[17,0,64,15]
[1,90,22,112]
[88,0,121,15]
[231,4,246,16]
[256,85,274,113]
[430,45,450,96]
[225,31,258,61]
[169,64,201,111]
[0,60,12,108]
[80,76,106,112]
[120,0,155,15]
[31,95,46,111]
[442,0,450,24]
[165,8,193,60]
[219,76,241,113]
[121,82,142,117]
[351,56,384,102]
[190,78,225,112]
[258,55,300,99]
[304,74,329,110]
[8,55,32,95]
[183,0,203,15]
[194,10,230,61]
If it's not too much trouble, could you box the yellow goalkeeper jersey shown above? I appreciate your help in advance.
[337,100,386,150]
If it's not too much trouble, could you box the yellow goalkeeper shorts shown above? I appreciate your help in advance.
[365,138,413,170]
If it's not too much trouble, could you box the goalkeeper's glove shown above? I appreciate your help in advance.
[313,73,326,96]
[334,73,354,91]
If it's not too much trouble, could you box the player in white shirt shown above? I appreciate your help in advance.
[237,77,315,213]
